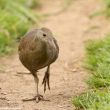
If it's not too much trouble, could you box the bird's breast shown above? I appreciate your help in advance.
[19,37,58,72]
[19,41,48,72]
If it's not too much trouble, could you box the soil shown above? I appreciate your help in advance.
[0,0,110,110]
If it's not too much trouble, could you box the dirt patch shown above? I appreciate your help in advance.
[0,0,110,110]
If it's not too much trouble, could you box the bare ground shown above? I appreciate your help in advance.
[0,0,110,110]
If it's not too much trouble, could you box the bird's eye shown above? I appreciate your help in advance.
[43,33,46,37]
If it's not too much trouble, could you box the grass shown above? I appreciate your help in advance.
[101,0,110,18]
[89,0,110,18]
[72,0,110,109]
[73,90,110,110]
[0,0,40,55]
[72,36,110,110]
[103,0,110,17]
[85,37,110,88]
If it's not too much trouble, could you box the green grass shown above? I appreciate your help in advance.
[73,90,110,110]
[89,0,110,18]
[103,0,110,17]
[0,0,40,55]
[72,1,110,109]
[85,37,110,88]
[0,0,40,9]
[100,0,110,18]
[72,36,110,110]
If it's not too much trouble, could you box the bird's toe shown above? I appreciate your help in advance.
[42,74,50,93]
[35,94,44,103]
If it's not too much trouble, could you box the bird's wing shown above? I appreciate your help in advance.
[53,37,59,54]
[48,37,59,64]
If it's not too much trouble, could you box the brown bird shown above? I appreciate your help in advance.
[18,27,59,102]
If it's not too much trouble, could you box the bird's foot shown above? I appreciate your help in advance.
[22,94,49,103]
[42,72,50,93]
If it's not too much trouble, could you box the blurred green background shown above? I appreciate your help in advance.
[0,0,40,55]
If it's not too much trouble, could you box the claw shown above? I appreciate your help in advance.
[22,97,36,102]
[42,66,50,93]
[22,94,49,103]
[42,72,50,93]
[47,76,50,90]
[42,76,47,93]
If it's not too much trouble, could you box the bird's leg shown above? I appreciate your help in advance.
[42,65,50,93]
[22,72,49,102]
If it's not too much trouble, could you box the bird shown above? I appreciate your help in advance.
[18,27,59,102]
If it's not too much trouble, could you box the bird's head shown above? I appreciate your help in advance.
[35,27,53,42]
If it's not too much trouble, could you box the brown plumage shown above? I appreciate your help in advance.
[18,27,59,102]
